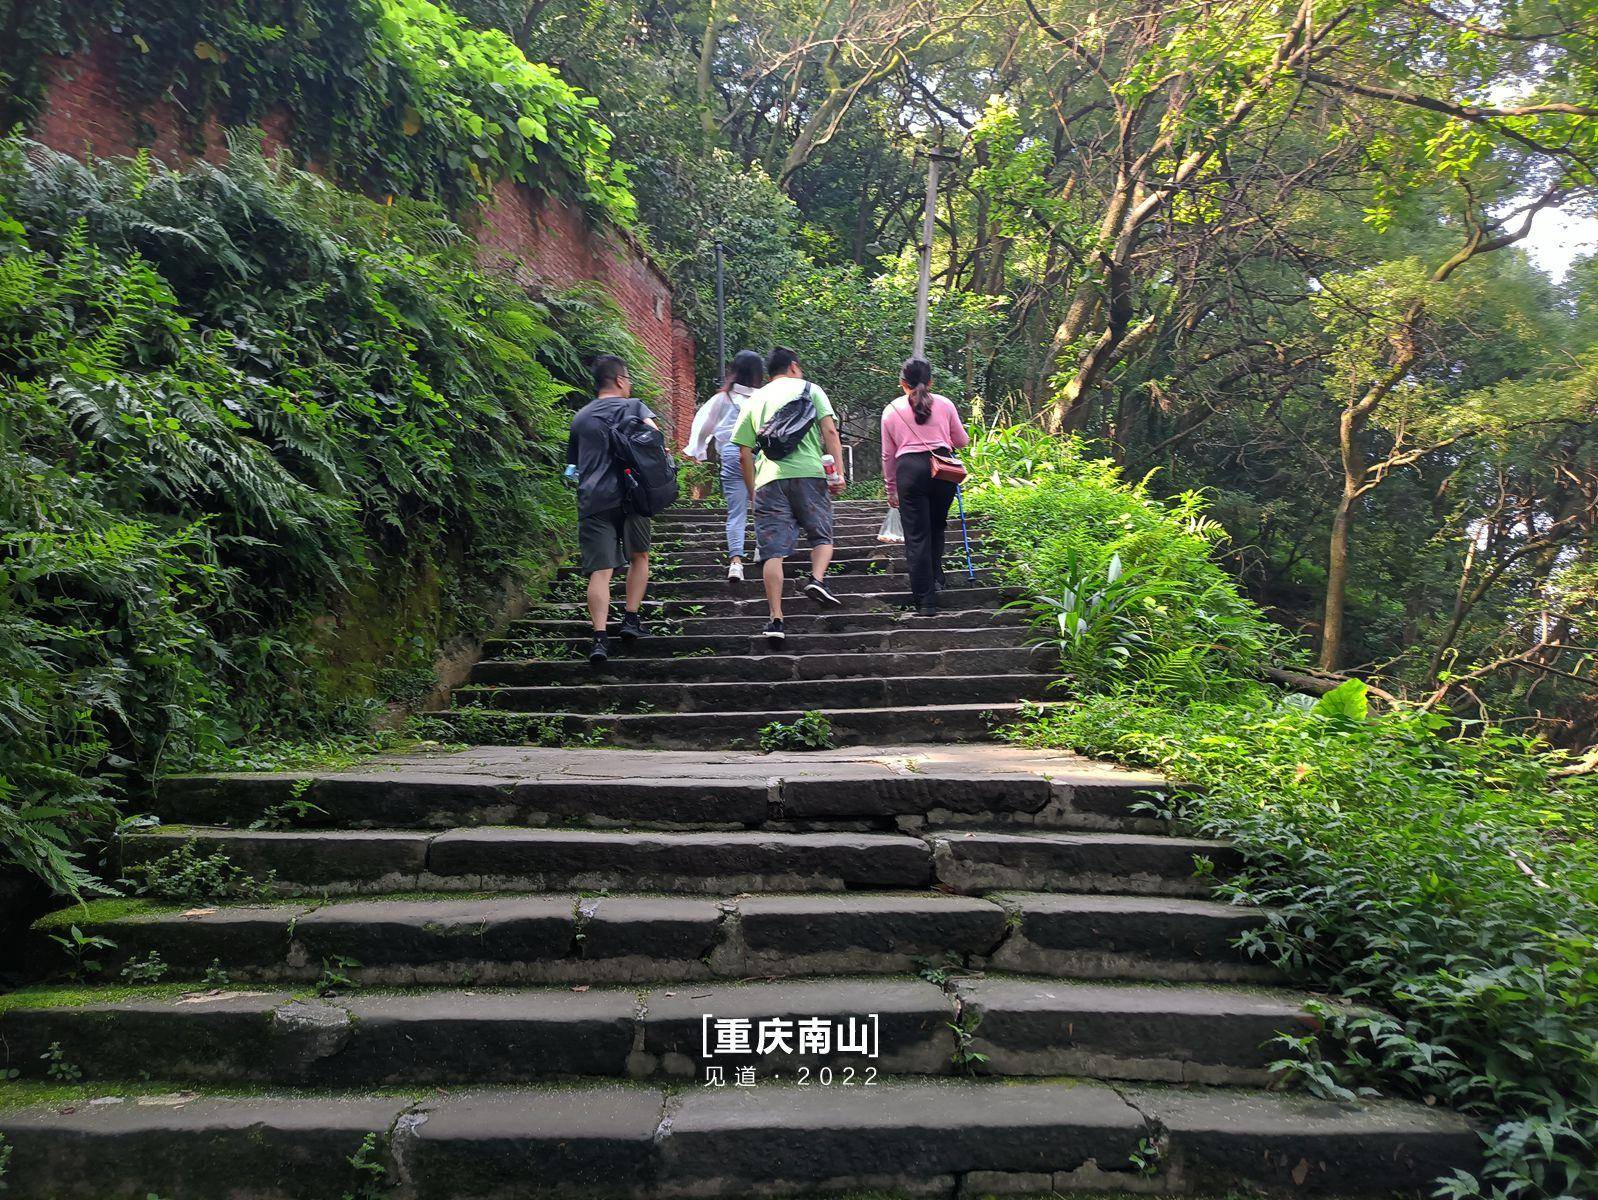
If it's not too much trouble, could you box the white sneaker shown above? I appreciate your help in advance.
[727,560,744,584]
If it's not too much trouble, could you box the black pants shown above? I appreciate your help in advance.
[895,451,959,599]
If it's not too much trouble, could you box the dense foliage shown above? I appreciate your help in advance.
[447,0,1598,742]
[0,0,634,223]
[0,136,644,897]
[965,428,1598,1200]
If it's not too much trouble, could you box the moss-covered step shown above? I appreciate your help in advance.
[0,1078,1479,1199]
[119,826,1227,897]
[0,976,1328,1089]
[25,891,1277,987]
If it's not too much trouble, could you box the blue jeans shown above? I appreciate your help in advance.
[721,458,751,560]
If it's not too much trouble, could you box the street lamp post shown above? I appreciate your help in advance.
[714,240,726,380]
[912,151,958,360]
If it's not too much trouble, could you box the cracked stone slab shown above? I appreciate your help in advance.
[656,1078,1146,1190]
[985,893,1280,983]
[326,990,639,1083]
[404,1085,666,1199]
[1125,1084,1482,1193]
[930,830,1236,896]
[952,977,1321,1085]
[0,1094,407,1200]
[735,893,1009,975]
[426,829,933,893]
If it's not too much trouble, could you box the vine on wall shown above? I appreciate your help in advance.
[0,0,636,226]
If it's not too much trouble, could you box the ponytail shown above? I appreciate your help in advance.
[901,357,934,424]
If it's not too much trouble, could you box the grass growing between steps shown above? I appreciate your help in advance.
[966,427,1598,1200]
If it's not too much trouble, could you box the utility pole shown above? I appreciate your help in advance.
[912,151,958,360]
[714,241,726,380]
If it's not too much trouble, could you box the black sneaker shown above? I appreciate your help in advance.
[917,596,939,617]
[588,633,609,665]
[762,618,786,641]
[803,576,842,606]
[618,611,647,641]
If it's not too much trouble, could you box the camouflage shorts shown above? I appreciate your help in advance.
[753,476,834,561]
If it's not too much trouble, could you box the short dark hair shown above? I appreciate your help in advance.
[766,345,800,376]
[591,354,629,392]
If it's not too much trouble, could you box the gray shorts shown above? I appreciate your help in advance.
[578,509,651,573]
[754,476,834,561]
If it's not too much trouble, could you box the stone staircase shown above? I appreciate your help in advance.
[0,501,1477,1198]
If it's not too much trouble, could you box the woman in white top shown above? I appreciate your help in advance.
[686,348,766,582]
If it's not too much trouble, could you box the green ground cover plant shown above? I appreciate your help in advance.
[967,426,1598,1200]
[0,135,646,901]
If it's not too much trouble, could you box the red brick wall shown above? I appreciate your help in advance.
[32,42,697,440]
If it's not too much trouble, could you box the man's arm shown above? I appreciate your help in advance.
[819,416,845,495]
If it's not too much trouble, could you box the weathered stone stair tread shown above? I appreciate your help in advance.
[507,608,1026,638]
[455,671,1054,714]
[123,826,1223,895]
[31,890,1275,985]
[125,827,940,893]
[530,584,1013,616]
[630,573,995,601]
[469,645,1051,686]
[0,1078,1479,1198]
[153,744,1168,832]
[430,701,1063,749]
[0,975,1332,1087]
[485,626,1028,661]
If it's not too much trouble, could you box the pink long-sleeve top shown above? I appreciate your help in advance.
[880,394,970,502]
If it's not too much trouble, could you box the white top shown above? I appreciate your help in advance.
[685,383,754,461]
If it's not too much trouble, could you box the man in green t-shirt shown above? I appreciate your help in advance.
[732,346,847,641]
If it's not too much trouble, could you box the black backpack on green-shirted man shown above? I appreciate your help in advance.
[754,382,817,461]
[608,408,679,516]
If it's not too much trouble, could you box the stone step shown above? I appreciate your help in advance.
[469,646,1052,687]
[660,545,967,570]
[506,607,1026,640]
[453,672,1055,715]
[533,585,1013,616]
[121,827,1224,897]
[430,700,1054,750]
[151,755,1169,834]
[0,1078,1479,1198]
[651,536,971,560]
[484,623,1032,661]
[27,891,1273,987]
[631,573,993,601]
[0,976,1324,1088]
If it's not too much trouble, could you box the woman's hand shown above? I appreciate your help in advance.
[887,496,899,509]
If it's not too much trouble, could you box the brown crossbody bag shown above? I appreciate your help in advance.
[890,398,967,485]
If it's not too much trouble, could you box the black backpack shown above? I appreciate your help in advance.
[754,383,818,460]
[608,408,679,516]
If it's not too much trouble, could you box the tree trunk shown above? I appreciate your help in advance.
[1319,485,1356,671]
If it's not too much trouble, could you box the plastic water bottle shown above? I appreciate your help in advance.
[822,454,843,488]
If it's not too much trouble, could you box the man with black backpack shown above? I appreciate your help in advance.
[566,354,677,665]
[732,346,846,642]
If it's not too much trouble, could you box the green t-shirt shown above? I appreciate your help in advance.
[731,376,836,489]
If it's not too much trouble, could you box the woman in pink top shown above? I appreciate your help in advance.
[881,357,970,615]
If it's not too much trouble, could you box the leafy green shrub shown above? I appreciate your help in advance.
[124,840,276,902]
[976,427,1598,1198]
[0,0,634,225]
[1016,690,1598,1200]
[966,426,1283,691]
[758,711,834,752]
[0,137,647,898]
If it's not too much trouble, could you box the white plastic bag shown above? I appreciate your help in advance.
[878,508,904,543]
